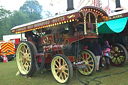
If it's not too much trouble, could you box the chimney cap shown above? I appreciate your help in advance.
[66,8,74,11]
[114,7,124,12]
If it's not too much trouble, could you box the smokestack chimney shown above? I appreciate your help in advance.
[66,0,74,11]
[115,0,123,12]
[116,0,121,8]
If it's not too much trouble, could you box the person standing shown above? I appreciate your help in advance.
[102,41,111,70]
[91,39,102,72]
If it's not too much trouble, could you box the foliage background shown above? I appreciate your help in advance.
[0,0,51,40]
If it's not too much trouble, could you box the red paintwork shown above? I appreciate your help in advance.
[83,46,88,50]
[58,50,63,54]
[64,36,85,45]
[68,56,75,62]
[43,44,63,52]
[35,52,53,63]
[42,34,54,45]
[45,58,52,63]
[37,56,41,63]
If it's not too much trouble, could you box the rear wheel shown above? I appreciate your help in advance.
[16,41,36,76]
[110,43,128,66]
[51,54,73,84]
[78,50,96,75]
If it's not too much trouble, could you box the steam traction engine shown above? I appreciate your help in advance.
[11,6,109,83]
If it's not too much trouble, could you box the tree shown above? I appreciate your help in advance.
[20,0,42,21]
[0,1,52,40]
[0,6,31,40]
[9,11,30,27]
[0,6,11,19]
[0,6,12,40]
[43,10,52,18]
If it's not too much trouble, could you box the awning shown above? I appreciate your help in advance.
[97,17,128,33]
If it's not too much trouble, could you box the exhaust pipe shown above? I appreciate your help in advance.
[116,0,121,8]
[66,0,74,11]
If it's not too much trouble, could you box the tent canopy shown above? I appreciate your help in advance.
[97,17,128,33]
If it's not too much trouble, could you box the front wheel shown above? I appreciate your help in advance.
[78,50,96,76]
[16,41,36,76]
[51,54,73,84]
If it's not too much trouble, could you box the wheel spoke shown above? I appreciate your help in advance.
[59,72,62,78]
[88,60,93,63]
[112,57,116,62]
[88,64,93,67]
[56,70,59,75]
[54,63,59,68]
[62,71,69,76]
[24,60,30,70]
[85,67,89,72]
[61,73,64,80]
[19,50,25,55]
[83,67,86,72]
[21,64,28,73]
[62,63,67,68]
[87,65,91,70]
[64,68,68,71]
[57,58,61,66]
[64,72,67,80]
[83,53,87,60]
[63,59,65,66]
[111,56,114,60]
[27,53,31,57]
[25,53,31,58]
[21,65,25,71]
[24,61,29,67]
[26,59,31,62]
[119,57,124,62]
[24,46,28,53]
[86,55,90,61]
[116,58,119,64]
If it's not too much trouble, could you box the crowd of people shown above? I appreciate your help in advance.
[90,39,111,72]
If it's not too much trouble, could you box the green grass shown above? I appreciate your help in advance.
[0,59,128,85]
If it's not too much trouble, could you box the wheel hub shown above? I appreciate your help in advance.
[23,57,27,62]
[23,54,28,62]
[85,61,89,65]
[58,67,62,71]
[114,54,118,57]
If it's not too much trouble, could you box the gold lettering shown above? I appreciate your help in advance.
[110,14,123,19]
